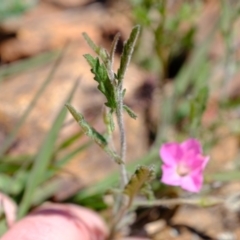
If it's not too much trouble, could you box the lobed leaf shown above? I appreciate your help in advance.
[123,165,155,205]
[72,148,159,201]
[84,54,117,110]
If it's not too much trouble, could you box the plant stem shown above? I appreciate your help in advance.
[134,197,224,208]
[116,89,128,187]
[108,202,128,240]
[109,26,140,238]
[110,81,128,239]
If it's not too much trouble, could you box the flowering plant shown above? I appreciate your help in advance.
[160,138,209,192]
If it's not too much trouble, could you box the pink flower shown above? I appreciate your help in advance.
[159,138,209,192]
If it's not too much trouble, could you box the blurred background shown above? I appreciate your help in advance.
[1,0,240,239]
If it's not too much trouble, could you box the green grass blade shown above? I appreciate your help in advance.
[0,220,7,237]
[207,170,240,182]
[175,21,219,96]
[0,154,32,165]
[54,142,91,169]
[40,141,91,185]
[31,142,91,205]
[72,148,159,202]
[0,50,58,83]
[0,46,67,156]
[18,80,78,218]
[55,130,84,151]
[31,180,62,206]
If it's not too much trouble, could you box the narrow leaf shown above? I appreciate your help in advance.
[65,104,107,147]
[66,104,122,164]
[0,50,58,82]
[122,88,126,97]
[18,80,78,218]
[55,130,84,151]
[175,21,218,96]
[82,32,99,53]
[38,141,91,187]
[54,142,91,169]
[82,32,108,61]
[123,105,137,119]
[207,170,240,182]
[103,109,115,134]
[72,148,159,201]
[189,86,209,136]
[31,179,61,206]
[117,25,140,84]
[110,32,120,64]
[0,45,68,156]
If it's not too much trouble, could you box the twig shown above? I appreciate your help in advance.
[133,197,225,208]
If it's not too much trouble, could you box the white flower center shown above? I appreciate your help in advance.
[177,162,190,176]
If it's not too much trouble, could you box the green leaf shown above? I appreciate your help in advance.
[37,142,91,190]
[18,80,78,218]
[65,104,107,147]
[0,172,26,195]
[122,88,126,97]
[191,87,208,118]
[103,109,115,134]
[140,182,155,201]
[55,130,84,151]
[123,105,137,119]
[0,50,58,82]
[0,155,32,174]
[0,46,67,156]
[71,148,159,201]
[124,165,155,205]
[84,54,117,110]
[82,33,109,64]
[108,112,115,133]
[31,179,61,206]
[207,170,240,182]
[189,86,209,134]
[175,21,218,96]
[66,104,122,164]
[110,33,120,64]
[82,32,99,53]
[117,25,140,83]
[54,142,91,169]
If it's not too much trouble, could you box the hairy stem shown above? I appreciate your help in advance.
[110,87,128,238]
[116,89,128,187]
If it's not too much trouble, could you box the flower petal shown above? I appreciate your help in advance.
[180,138,202,154]
[159,138,209,193]
[160,143,183,166]
[201,156,210,169]
[180,170,203,192]
[184,153,209,171]
[161,165,181,186]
